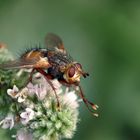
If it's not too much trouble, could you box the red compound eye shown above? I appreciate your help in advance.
[68,66,75,77]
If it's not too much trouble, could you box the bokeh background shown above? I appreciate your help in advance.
[0,0,140,140]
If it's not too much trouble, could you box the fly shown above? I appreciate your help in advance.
[0,33,98,116]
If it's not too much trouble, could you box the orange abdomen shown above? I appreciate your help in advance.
[22,50,43,60]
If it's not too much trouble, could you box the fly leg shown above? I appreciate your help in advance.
[28,68,36,83]
[21,68,36,88]
[35,68,60,110]
[59,79,98,116]
[77,85,99,117]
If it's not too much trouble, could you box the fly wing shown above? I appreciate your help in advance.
[45,33,74,64]
[45,33,66,53]
[0,58,38,69]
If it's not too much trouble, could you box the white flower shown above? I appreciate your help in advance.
[20,108,35,125]
[62,88,79,109]
[7,85,28,103]
[35,84,47,100]
[17,88,28,103]
[16,129,33,140]
[20,118,29,125]
[27,82,38,96]
[7,85,19,98]
[27,83,47,100]
[32,73,62,94]
[27,79,62,100]
[0,114,14,129]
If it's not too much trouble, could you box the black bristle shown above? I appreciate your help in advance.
[18,43,44,58]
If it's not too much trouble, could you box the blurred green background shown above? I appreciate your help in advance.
[1,0,140,140]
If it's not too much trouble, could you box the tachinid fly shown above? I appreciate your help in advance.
[0,33,98,116]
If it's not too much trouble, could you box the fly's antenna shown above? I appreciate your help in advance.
[81,72,89,78]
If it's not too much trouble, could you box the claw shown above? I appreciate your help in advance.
[57,103,61,111]
[92,104,99,110]
[93,113,99,117]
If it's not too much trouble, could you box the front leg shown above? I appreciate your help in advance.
[35,68,60,109]
[78,85,98,117]
[59,79,98,116]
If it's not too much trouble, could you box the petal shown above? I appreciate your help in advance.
[13,85,19,92]
[7,89,13,95]
[27,82,33,89]
[18,97,25,103]
[2,122,10,129]
[0,120,4,125]
[25,108,33,112]
[20,112,28,119]
[52,79,62,89]
[10,119,14,129]
[35,87,47,100]
[20,118,29,125]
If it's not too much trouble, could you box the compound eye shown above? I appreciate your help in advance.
[75,63,82,69]
[68,66,75,78]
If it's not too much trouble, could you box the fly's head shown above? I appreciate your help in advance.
[60,62,89,84]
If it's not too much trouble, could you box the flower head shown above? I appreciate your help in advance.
[29,87,79,140]
[4,77,80,139]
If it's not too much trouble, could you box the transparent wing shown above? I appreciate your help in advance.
[45,33,74,63]
[45,33,65,52]
[0,58,38,69]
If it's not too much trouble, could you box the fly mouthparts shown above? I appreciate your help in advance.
[83,72,89,78]
[86,73,89,76]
